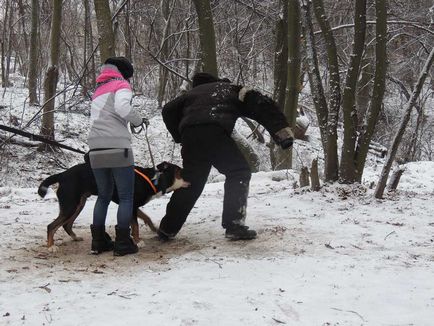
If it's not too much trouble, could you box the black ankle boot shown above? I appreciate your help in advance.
[225,225,257,240]
[90,224,114,254]
[114,225,138,256]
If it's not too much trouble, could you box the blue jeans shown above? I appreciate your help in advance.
[92,166,135,228]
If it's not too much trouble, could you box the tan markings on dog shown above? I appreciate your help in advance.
[47,195,87,249]
[136,209,157,232]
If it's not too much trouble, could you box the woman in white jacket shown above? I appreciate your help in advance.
[88,56,143,256]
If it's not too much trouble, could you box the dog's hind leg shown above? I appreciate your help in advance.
[131,208,140,244]
[47,215,68,252]
[62,195,88,242]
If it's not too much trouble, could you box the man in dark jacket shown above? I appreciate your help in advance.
[159,72,294,241]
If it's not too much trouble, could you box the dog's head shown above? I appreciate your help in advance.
[156,162,190,193]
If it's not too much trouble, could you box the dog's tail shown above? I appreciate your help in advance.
[38,174,61,198]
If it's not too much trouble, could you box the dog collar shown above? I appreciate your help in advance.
[134,168,158,194]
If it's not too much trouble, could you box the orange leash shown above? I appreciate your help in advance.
[134,168,158,194]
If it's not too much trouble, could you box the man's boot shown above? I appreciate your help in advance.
[114,225,138,256]
[225,225,257,240]
[90,224,114,254]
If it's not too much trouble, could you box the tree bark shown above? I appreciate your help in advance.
[192,0,218,76]
[355,0,387,181]
[375,46,434,198]
[273,0,289,109]
[157,0,175,106]
[300,0,330,174]
[312,0,340,181]
[39,0,62,145]
[339,0,367,183]
[310,158,321,191]
[94,0,115,62]
[28,0,39,105]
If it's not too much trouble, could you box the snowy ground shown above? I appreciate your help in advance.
[0,162,434,325]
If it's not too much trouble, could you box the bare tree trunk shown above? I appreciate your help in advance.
[300,0,330,173]
[355,0,387,182]
[94,0,115,62]
[83,0,96,90]
[192,0,218,76]
[1,0,11,87]
[157,0,175,106]
[39,0,62,147]
[299,166,310,187]
[273,0,288,109]
[310,158,321,191]
[339,0,367,183]
[312,0,340,182]
[375,47,434,198]
[17,0,29,76]
[387,167,405,191]
[273,0,301,171]
[28,0,39,105]
[5,0,14,86]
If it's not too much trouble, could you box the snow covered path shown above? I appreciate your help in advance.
[1,169,434,325]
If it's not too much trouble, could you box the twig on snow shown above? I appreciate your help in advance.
[331,307,366,322]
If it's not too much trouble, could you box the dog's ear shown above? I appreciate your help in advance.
[156,161,170,171]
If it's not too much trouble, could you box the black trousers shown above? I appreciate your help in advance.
[159,125,251,236]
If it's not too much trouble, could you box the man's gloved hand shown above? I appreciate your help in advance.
[275,127,294,149]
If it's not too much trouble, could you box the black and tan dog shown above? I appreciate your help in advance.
[38,161,189,251]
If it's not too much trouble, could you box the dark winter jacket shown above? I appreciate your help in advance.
[162,81,291,145]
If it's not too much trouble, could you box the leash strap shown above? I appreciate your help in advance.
[0,124,86,154]
[134,168,158,194]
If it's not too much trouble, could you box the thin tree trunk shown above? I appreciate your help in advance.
[339,0,367,183]
[39,0,62,146]
[355,0,387,181]
[94,0,115,62]
[29,0,39,105]
[375,47,434,198]
[271,0,290,170]
[1,0,10,87]
[17,0,29,76]
[300,0,330,172]
[192,0,218,76]
[312,0,340,181]
[83,0,95,89]
[157,0,175,106]
[273,0,289,109]
[274,0,301,171]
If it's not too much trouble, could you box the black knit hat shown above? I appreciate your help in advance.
[104,56,134,79]
[192,72,219,87]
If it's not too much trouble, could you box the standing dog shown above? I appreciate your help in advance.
[38,161,189,251]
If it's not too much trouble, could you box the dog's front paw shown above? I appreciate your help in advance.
[72,236,83,242]
[136,239,146,248]
[48,245,59,253]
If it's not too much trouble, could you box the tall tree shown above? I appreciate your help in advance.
[157,0,176,106]
[312,0,340,181]
[300,0,330,173]
[39,0,62,145]
[192,0,217,76]
[272,0,301,170]
[28,0,39,105]
[94,0,115,62]
[354,0,387,181]
[339,0,367,183]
